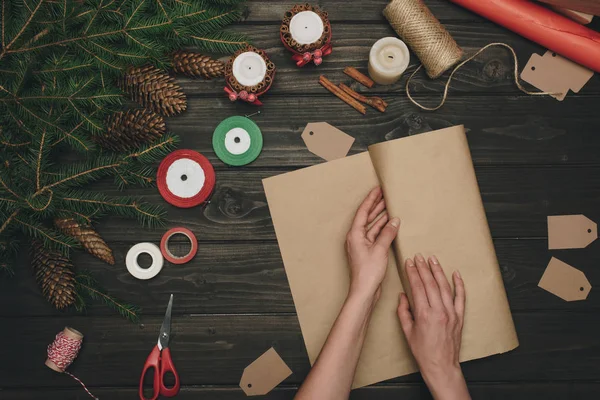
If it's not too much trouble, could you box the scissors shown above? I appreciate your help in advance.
[139,294,180,400]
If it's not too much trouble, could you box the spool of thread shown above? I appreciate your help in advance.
[383,0,463,79]
[46,327,98,399]
[368,37,410,85]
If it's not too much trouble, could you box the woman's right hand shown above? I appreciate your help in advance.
[397,254,470,400]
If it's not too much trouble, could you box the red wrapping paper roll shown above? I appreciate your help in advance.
[448,0,600,73]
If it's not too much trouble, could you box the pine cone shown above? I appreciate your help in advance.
[55,218,115,265]
[172,51,224,79]
[96,109,165,152]
[120,65,187,117]
[32,243,76,310]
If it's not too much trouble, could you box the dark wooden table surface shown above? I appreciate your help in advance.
[3,1,600,399]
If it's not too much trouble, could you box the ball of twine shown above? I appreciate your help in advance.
[383,0,463,79]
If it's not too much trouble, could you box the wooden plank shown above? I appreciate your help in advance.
[2,312,600,388]
[242,0,479,23]
[2,239,599,317]
[169,95,600,168]
[4,382,600,399]
[175,24,600,96]
[68,166,600,242]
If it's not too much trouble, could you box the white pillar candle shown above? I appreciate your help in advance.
[368,37,410,85]
[232,51,267,87]
[290,11,324,45]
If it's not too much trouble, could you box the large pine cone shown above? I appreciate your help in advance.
[32,243,76,310]
[96,109,165,152]
[172,51,224,79]
[55,218,115,265]
[120,65,187,117]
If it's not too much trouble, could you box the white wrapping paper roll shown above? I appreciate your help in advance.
[368,37,410,85]
[290,11,324,45]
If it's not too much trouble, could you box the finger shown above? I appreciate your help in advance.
[429,255,455,314]
[366,213,389,243]
[397,293,414,338]
[374,218,400,250]
[352,187,382,230]
[367,198,386,224]
[405,258,429,312]
[453,270,466,324]
[414,253,443,310]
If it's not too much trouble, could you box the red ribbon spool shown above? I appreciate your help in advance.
[160,227,198,264]
[157,150,216,208]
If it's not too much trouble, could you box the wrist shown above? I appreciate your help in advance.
[348,283,378,304]
[422,365,470,400]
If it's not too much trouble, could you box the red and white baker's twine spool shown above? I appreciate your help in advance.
[47,329,98,399]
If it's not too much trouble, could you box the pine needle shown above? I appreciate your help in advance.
[76,272,141,323]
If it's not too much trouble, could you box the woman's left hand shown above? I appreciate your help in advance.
[345,186,401,301]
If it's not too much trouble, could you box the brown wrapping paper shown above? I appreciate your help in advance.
[263,125,519,388]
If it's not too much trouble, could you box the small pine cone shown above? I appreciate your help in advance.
[120,65,187,117]
[172,51,224,79]
[96,109,166,152]
[55,218,115,265]
[32,243,76,310]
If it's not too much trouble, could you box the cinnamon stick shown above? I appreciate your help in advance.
[319,75,367,115]
[344,66,374,88]
[338,83,388,113]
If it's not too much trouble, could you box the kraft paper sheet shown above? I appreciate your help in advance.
[262,125,519,388]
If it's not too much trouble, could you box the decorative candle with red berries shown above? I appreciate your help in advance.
[224,45,276,106]
[280,4,332,67]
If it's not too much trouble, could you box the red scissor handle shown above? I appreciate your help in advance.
[159,348,180,397]
[139,345,161,400]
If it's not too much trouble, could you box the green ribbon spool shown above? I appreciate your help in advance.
[212,116,263,166]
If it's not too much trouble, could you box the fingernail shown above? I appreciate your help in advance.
[415,253,425,262]
[455,270,462,279]
[430,255,439,265]
[405,258,415,268]
[390,218,400,228]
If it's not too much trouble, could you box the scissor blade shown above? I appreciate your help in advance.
[158,294,173,350]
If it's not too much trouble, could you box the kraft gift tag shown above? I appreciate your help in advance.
[521,51,594,101]
[548,215,597,249]
[239,348,292,396]
[301,122,355,161]
[538,257,591,301]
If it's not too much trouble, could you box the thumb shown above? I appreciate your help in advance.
[375,217,400,250]
[397,293,413,339]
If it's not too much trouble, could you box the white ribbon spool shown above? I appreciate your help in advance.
[368,37,410,85]
[290,11,324,45]
[165,158,206,199]
[224,127,252,155]
[126,243,164,280]
[232,51,267,87]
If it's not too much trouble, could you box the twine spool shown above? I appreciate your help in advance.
[383,0,463,79]
[46,327,98,399]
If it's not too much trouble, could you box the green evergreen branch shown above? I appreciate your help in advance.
[13,216,78,254]
[76,272,141,323]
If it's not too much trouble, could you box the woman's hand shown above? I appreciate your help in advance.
[397,254,470,400]
[345,187,400,301]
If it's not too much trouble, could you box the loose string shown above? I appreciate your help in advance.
[406,42,557,112]
[47,331,99,400]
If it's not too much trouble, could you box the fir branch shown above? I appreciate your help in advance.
[0,209,18,235]
[13,216,78,254]
[189,30,247,53]
[76,272,140,322]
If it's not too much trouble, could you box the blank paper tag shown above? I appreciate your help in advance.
[548,215,597,249]
[521,51,594,101]
[538,257,591,301]
[239,348,292,396]
[301,122,355,161]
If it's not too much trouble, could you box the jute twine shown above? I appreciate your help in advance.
[383,0,463,79]
[406,43,556,111]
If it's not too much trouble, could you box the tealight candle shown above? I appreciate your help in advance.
[232,51,267,87]
[368,37,410,85]
[289,11,324,45]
